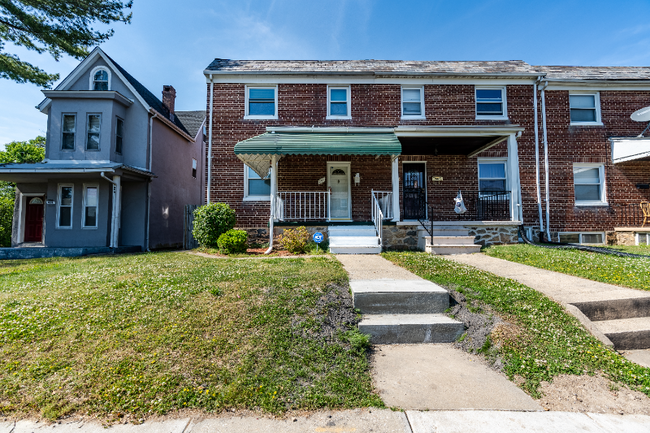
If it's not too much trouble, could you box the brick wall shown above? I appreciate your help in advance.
[207,82,650,231]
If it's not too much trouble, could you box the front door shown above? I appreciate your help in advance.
[403,163,426,219]
[328,163,351,220]
[24,197,44,242]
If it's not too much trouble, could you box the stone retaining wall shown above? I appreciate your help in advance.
[467,225,519,246]
[382,225,419,251]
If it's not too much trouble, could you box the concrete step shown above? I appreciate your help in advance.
[330,245,382,254]
[329,225,376,237]
[570,297,650,321]
[427,235,478,246]
[595,317,650,350]
[330,236,380,246]
[426,244,482,255]
[350,279,450,314]
[359,314,465,344]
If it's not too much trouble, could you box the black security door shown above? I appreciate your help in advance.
[403,163,426,219]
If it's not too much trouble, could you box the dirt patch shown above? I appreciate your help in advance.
[188,250,314,259]
[295,284,358,342]
[538,373,650,415]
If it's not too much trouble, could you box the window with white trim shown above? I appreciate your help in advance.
[92,69,109,91]
[401,87,425,118]
[57,184,73,228]
[62,114,76,150]
[244,166,270,200]
[86,114,101,150]
[478,159,507,194]
[559,232,605,245]
[570,93,601,124]
[83,185,98,228]
[637,232,650,245]
[573,164,606,205]
[476,87,506,119]
[245,86,277,118]
[327,86,351,118]
[115,117,124,154]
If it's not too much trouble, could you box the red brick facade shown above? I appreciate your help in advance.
[207,81,650,238]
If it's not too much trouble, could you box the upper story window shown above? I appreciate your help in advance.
[245,86,277,119]
[90,67,110,91]
[478,159,507,194]
[244,165,270,201]
[327,86,351,119]
[115,117,124,154]
[62,114,76,150]
[476,87,507,119]
[401,87,425,118]
[569,93,601,125]
[86,114,101,150]
[573,163,607,206]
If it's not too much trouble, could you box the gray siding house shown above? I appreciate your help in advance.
[0,48,205,254]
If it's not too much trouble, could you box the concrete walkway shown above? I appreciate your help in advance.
[447,253,650,366]
[336,254,540,411]
[3,410,648,432]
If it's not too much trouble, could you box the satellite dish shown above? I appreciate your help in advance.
[631,106,650,122]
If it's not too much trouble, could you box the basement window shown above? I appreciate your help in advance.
[637,233,650,246]
[559,232,605,245]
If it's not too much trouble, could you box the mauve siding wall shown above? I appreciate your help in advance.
[542,90,650,235]
[208,83,536,228]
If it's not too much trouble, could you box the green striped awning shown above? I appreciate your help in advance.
[234,132,402,177]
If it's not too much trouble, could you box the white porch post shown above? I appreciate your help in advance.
[506,134,522,223]
[265,156,278,255]
[112,175,121,248]
[391,155,400,222]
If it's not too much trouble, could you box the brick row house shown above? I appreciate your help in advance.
[202,59,650,252]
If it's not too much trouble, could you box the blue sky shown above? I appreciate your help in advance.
[2,0,650,145]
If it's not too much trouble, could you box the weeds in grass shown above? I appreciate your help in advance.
[0,252,382,419]
[484,244,650,291]
[383,252,650,398]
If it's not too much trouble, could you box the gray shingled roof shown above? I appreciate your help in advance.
[535,65,650,80]
[205,59,537,75]
[175,111,205,138]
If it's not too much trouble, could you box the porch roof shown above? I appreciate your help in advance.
[234,131,401,177]
[610,137,650,163]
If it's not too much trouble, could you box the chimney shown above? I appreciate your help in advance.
[162,85,176,119]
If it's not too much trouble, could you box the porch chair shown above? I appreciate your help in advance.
[641,201,650,227]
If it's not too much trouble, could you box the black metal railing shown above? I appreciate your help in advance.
[428,190,512,222]
[612,203,647,227]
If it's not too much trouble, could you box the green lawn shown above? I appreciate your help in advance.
[0,252,381,420]
[383,252,650,398]
[605,245,650,257]
[483,244,650,291]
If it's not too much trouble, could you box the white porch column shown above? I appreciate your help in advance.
[265,156,278,255]
[506,134,522,223]
[391,155,400,222]
[112,175,121,248]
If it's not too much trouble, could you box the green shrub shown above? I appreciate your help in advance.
[344,330,371,353]
[279,226,310,254]
[192,203,236,247]
[0,193,13,247]
[217,229,248,255]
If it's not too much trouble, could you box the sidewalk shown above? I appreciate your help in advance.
[3,409,649,432]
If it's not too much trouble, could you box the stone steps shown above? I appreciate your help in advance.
[358,314,465,344]
[329,225,381,254]
[420,225,482,255]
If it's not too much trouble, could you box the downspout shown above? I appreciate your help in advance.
[265,155,278,255]
[145,112,158,252]
[540,80,551,240]
[207,78,214,203]
[534,76,544,235]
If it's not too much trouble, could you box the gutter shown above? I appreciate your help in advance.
[540,80,551,240]
[207,79,214,203]
[204,70,543,79]
[533,76,544,235]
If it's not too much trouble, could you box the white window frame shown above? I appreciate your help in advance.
[573,163,607,206]
[477,157,508,196]
[475,86,507,120]
[82,184,99,229]
[401,86,425,119]
[86,113,102,151]
[327,85,351,119]
[569,92,602,126]
[56,183,74,229]
[243,165,271,201]
[636,232,650,246]
[244,85,278,119]
[61,113,76,151]
[88,66,111,91]
[558,232,606,245]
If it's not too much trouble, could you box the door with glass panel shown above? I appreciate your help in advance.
[327,163,351,220]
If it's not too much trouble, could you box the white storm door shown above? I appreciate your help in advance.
[328,162,351,220]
